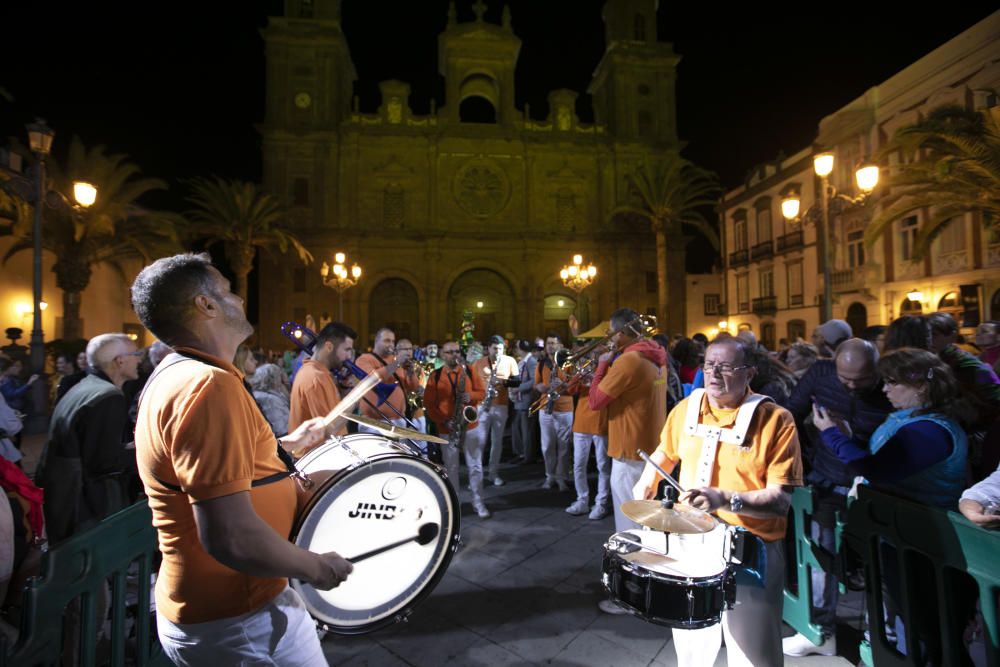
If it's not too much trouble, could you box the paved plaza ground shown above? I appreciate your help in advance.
[318,458,861,667]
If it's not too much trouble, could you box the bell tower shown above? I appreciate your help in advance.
[588,0,680,145]
[438,1,521,126]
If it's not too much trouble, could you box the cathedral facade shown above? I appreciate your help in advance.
[258,0,684,349]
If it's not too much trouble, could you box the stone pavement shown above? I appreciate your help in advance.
[320,459,858,666]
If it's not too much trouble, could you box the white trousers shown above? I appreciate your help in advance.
[539,410,573,482]
[478,404,508,479]
[157,586,326,666]
[572,432,610,507]
[610,458,645,532]
[442,425,486,501]
[671,539,785,667]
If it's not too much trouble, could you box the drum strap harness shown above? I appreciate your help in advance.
[136,352,298,495]
[683,388,771,587]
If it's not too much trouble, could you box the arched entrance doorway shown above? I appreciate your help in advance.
[447,269,515,342]
[991,289,1000,320]
[760,321,776,351]
[368,278,419,345]
[542,294,576,343]
[846,302,868,338]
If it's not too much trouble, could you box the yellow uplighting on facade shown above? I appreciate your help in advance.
[718,321,729,330]
[907,289,924,302]
[16,303,30,316]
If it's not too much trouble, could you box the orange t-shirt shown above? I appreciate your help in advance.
[597,349,667,460]
[355,353,406,420]
[424,366,486,433]
[656,391,804,542]
[472,355,519,407]
[572,384,608,435]
[135,347,294,624]
[288,358,345,436]
[534,362,573,413]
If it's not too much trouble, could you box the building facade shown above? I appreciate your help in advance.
[720,11,1000,349]
[257,0,685,349]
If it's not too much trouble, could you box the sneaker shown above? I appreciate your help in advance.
[473,502,492,519]
[541,478,555,490]
[588,505,610,520]
[598,599,628,615]
[566,499,589,515]
[782,632,836,657]
[556,480,570,492]
[492,477,505,487]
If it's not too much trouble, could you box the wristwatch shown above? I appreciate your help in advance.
[729,492,744,513]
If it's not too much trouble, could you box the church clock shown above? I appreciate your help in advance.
[294,92,312,109]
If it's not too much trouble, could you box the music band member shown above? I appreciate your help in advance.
[534,333,573,491]
[587,308,667,615]
[566,348,611,520]
[472,335,519,487]
[423,340,444,370]
[424,341,491,519]
[288,322,356,445]
[131,253,352,666]
[634,336,803,666]
[396,338,427,434]
[355,328,411,433]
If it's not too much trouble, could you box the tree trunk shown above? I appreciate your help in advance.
[655,226,669,335]
[62,290,83,340]
[666,241,687,337]
[227,243,254,305]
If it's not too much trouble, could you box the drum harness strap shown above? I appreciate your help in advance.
[136,351,301,495]
[683,388,772,586]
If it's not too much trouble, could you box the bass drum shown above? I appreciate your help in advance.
[291,433,460,635]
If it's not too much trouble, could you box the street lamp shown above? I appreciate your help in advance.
[559,254,597,293]
[320,251,362,320]
[780,153,879,323]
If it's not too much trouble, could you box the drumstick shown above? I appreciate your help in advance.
[321,373,381,427]
[637,449,686,495]
[347,522,439,563]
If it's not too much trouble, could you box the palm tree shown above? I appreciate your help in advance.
[612,155,721,334]
[1,138,182,340]
[866,104,1000,256]
[184,177,313,303]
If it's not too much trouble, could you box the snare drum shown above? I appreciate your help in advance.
[291,433,460,635]
[602,528,735,629]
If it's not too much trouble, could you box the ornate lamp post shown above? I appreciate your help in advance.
[320,251,362,320]
[559,254,597,294]
[3,120,97,373]
[781,153,879,323]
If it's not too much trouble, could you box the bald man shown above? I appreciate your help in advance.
[783,337,892,656]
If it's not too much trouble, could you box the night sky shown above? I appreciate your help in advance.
[1,2,995,209]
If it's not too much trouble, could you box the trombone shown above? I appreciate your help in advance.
[528,314,657,415]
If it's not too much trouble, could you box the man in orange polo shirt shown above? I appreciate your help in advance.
[355,327,410,432]
[535,333,573,491]
[633,336,803,666]
[395,338,427,432]
[566,350,610,520]
[424,341,490,518]
[288,321,356,442]
[472,335,519,486]
[131,253,353,666]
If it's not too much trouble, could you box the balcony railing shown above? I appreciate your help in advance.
[831,268,862,293]
[752,295,777,316]
[729,249,749,267]
[777,230,803,253]
[751,241,774,262]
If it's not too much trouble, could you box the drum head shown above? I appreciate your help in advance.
[291,455,459,635]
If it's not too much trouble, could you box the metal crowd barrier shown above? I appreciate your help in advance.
[1,501,169,667]
[844,486,1000,667]
[782,484,1000,666]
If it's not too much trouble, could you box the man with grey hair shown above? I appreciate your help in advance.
[38,333,143,543]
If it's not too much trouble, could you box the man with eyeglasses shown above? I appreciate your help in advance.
[634,336,803,666]
[38,333,144,544]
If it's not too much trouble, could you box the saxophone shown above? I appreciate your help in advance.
[480,357,501,414]
[447,363,478,449]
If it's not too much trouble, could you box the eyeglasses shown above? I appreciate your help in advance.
[703,362,750,376]
[442,349,461,355]
[116,351,143,360]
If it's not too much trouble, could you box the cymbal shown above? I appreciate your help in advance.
[343,413,449,445]
[619,500,718,534]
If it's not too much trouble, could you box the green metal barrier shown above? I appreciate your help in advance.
[2,501,170,667]
[844,486,1000,667]
[782,485,827,644]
